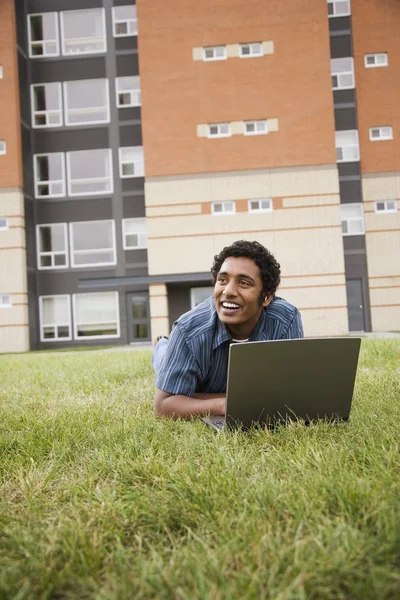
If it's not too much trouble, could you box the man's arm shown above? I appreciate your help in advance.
[154,388,225,419]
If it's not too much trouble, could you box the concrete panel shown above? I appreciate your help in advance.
[262,41,274,55]
[197,124,208,138]
[192,47,203,61]
[226,44,239,58]
[231,121,245,135]
[371,307,400,332]
[147,204,201,217]
[362,173,400,201]
[0,326,29,354]
[301,307,349,337]
[267,118,279,132]
[0,304,28,326]
[366,231,400,278]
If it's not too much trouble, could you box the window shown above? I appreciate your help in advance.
[112,5,137,37]
[0,141,6,155]
[0,294,12,308]
[331,57,355,90]
[60,9,106,56]
[39,295,71,341]
[116,76,141,108]
[31,83,62,128]
[341,204,364,236]
[240,42,263,58]
[28,13,59,58]
[122,218,148,250]
[365,53,388,68]
[69,220,116,267]
[245,120,268,135]
[119,147,144,178]
[63,79,109,125]
[335,130,359,162]
[37,224,68,269]
[375,200,397,213]
[212,201,235,215]
[67,149,113,196]
[0,65,3,78]
[248,198,272,213]
[208,123,231,138]
[73,292,119,338]
[190,287,213,309]
[369,127,393,141]
[328,0,351,17]
[0,218,8,231]
[34,153,65,198]
[203,46,227,61]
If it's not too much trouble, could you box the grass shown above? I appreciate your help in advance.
[0,340,399,600]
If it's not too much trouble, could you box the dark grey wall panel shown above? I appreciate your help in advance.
[119,125,142,146]
[119,107,141,122]
[123,195,146,217]
[27,271,38,349]
[330,35,352,58]
[116,54,139,76]
[14,5,27,53]
[33,127,109,153]
[115,38,138,52]
[18,55,30,124]
[31,58,106,83]
[37,269,118,296]
[328,17,351,33]
[21,127,34,195]
[343,236,366,252]
[339,179,362,203]
[24,199,36,269]
[338,162,361,177]
[27,0,102,11]
[333,89,356,104]
[168,285,191,327]
[121,178,145,193]
[334,107,357,130]
[113,0,136,5]
[125,248,147,267]
[36,198,113,222]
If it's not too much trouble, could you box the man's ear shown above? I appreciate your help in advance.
[262,294,273,308]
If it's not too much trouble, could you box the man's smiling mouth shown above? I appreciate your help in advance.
[221,302,241,310]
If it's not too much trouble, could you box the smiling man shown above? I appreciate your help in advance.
[153,240,303,418]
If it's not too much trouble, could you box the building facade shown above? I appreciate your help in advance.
[0,0,398,353]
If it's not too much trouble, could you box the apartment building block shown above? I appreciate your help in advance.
[0,0,398,353]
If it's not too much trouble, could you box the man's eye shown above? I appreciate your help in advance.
[239,280,250,287]
[218,277,227,284]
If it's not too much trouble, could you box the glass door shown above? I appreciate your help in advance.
[126,292,151,343]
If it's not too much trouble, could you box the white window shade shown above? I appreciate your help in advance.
[331,57,354,90]
[34,153,65,198]
[116,76,141,108]
[31,83,62,128]
[74,292,119,338]
[341,203,365,235]
[122,218,147,249]
[336,130,359,162]
[70,220,116,267]
[67,149,113,195]
[61,8,106,55]
[64,79,109,125]
[40,295,71,340]
[28,13,59,57]
[119,147,144,178]
[112,5,137,36]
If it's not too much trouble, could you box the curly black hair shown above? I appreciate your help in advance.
[211,240,281,296]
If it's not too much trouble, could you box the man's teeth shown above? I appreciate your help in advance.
[222,302,240,309]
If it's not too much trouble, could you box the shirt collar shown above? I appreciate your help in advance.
[211,298,274,349]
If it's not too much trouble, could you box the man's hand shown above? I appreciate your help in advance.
[154,388,226,419]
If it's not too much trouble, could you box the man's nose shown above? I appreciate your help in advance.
[223,280,238,296]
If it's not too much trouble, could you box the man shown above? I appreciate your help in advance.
[153,240,303,419]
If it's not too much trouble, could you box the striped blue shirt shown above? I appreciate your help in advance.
[155,296,304,396]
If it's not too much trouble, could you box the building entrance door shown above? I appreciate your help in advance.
[346,279,365,332]
[126,293,151,343]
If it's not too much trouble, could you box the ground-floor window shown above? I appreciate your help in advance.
[190,286,213,309]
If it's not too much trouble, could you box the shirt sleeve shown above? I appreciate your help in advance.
[155,323,202,397]
[281,308,304,339]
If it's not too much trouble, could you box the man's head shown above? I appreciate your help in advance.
[211,240,281,338]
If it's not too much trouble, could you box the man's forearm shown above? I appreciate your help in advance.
[154,392,225,419]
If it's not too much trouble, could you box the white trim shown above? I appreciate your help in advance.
[118,147,144,178]
[211,201,236,215]
[112,6,137,37]
[239,42,263,58]
[34,153,66,198]
[115,76,141,108]
[39,295,72,342]
[0,294,12,308]
[31,83,63,128]
[248,198,272,213]
[0,141,6,155]
[244,120,268,136]
[122,218,148,250]
[69,219,116,268]
[365,53,388,68]
[331,57,355,90]
[341,203,365,236]
[207,123,231,138]
[0,218,8,231]
[27,12,60,58]
[328,0,351,18]
[60,8,106,56]
[335,130,360,162]
[63,79,110,126]
[72,291,120,340]
[66,149,113,196]
[369,126,393,141]
[203,46,227,61]
[374,200,397,214]
[36,223,69,270]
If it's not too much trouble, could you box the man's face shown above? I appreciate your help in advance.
[213,256,271,338]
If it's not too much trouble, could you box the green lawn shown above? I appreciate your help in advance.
[0,340,399,600]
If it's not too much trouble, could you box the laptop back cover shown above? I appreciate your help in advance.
[225,338,361,428]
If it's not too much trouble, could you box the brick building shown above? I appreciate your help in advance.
[0,0,399,352]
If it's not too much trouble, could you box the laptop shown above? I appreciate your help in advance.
[202,337,361,431]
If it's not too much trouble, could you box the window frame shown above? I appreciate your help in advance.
[0,218,8,231]
[0,294,12,308]
[69,219,117,268]
[118,146,145,179]
[63,78,110,126]
[112,5,138,37]
[364,53,388,68]
[122,218,148,250]
[248,198,273,213]
[27,12,60,59]
[66,149,113,197]
[60,8,107,57]
[340,203,365,236]
[30,83,63,129]
[0,65,3,79]
[369,126,393,141]
[331,57,355,90]
[0,141,6,155]
[327,0,351,18]
[203,46,227,62]
[36,223,69,270]
[34,153,66,199]
[72,291,120,340]
[39,295,72,342]
[239,42,263,58]
[211,201,236,215]
[115,76,141,108]
[190,287,214,309]
[374,200,397,214]
[335,130,360,162]
[244,120,268,136]
[207,123,231,138]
